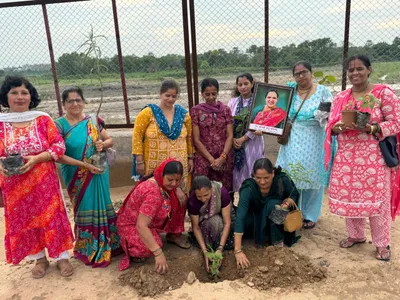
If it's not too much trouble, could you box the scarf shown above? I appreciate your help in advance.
[120,158,180,222]
[191,101,226,114]
[324,84,392,170]
[233,96,253,170]
[0,111,50,123]
[147,104,187,140]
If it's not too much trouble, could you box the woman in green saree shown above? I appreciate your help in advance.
[233,158,300,268]
[55,87,121,268]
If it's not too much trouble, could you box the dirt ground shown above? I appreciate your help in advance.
[1,188,400,300]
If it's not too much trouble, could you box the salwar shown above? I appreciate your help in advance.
[27,249,70,261]
[345,199,391,248]
[299,187,324,222]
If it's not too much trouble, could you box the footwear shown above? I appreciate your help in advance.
[31,258,50,279]
[131,257,146,263]
[56,259,74,277]
[339,237,366,248]
[376,246,391,261]
[303,220,316,229]
[166,234,191,249]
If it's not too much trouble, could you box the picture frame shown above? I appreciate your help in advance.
[247,82,295,136]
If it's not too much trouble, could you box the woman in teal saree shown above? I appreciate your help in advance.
[55,87,121,268]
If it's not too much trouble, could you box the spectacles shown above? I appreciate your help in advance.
[65,99,83,105]
[293,70,309,78]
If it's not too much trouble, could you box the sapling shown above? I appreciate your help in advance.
[204,245,223,278]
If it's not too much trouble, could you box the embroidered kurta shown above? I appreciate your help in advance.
[328,86,400,217]
[0,116,74,264]
[277,84,333,189]
[132,107,194,192]
[228,96,264,192]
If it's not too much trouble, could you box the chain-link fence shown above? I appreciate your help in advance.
[0,0,399,125]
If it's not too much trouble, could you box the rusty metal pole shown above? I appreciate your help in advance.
[264,0,269,83]
[182,0,194,109]
[342,0,352,91]
[42,4,63,116]
[111,0,130,124]
[189,0,199,105]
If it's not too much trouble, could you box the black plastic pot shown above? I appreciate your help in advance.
[317,101,332,112]
[91,152,107,174]
[356,111,371,128]
[1,154,24,176]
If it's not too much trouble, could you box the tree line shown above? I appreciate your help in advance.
[3,37,400,77]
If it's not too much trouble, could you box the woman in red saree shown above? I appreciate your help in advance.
[253,89,287,127]
[116,159,186,273]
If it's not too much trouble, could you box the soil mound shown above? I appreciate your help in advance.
[119,246,327,297]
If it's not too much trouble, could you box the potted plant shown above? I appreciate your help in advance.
[341,99,357,127]
[356,94,380,128]
[0,139,24,176]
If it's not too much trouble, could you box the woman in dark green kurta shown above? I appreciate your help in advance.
[233,158,300,268]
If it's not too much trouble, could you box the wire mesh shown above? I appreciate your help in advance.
[0,0,399,124]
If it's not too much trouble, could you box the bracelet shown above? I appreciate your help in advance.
[220,153,227,159]
[202,248,208,253]
[154,250,164,257]
[234,249,243,255]
[217,245,224,251]
[188,154,194,159]
[151,247,161,253]
[46,152,52,161]
[136,161,144,165]
[83,161,88,168]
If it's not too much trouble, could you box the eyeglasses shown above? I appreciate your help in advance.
[65,99,84,105]
[293,70,309,78]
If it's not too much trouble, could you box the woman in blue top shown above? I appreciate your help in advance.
[276,61,333,229]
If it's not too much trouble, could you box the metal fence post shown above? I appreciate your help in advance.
[42,3,63,116]
[189,0,199,105]
[342,0,352,91]
[111,0,130,125]
[182,0,194,109]
[264,0,269,83]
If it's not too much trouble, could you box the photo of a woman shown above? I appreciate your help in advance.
[253,89,287,128]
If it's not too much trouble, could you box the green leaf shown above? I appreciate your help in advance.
[313,71,324,78]
[326,75,337,83]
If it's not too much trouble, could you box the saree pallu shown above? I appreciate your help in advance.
[55,116,121,268]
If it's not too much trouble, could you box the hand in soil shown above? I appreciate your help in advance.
[155,252,168,274]
[235,252,250,269]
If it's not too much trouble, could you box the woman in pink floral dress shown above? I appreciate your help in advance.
[325,55,400,261]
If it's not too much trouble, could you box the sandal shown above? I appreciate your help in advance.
[303,220,316,229]
[376,246,391,261]
[31,258,50,279]
[166,234,191,249]
[56,259,74,277]
[339,237,366,248]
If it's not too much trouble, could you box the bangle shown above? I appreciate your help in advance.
[136,161,144,165]
[202,248,208,253]
[234,249,243,255]
[188,154,194,159]
[83,161,88,168]
[154,250,163,257]
[220,153,227,159]
[151,247,161,253]
[217,245,224,251]
[46,152,52,161]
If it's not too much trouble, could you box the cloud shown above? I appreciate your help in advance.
[375,19,400,29]
[326,1,380,14]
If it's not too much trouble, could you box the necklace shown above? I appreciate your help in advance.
[351,82,370,94]
[151,178,172,219]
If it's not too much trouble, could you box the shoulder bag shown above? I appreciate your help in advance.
[277,88,311,145]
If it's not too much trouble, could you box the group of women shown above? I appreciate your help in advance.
[0,53,399,279]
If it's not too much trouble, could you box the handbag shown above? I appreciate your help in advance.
[283,201,303,232]
[378,135,399,168]
[277,88,311,145]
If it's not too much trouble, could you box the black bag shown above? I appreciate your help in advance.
[379,136,398,168]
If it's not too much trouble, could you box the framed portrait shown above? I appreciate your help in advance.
[247,83,295,136]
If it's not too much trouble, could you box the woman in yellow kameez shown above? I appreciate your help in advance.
[131,79,194,248]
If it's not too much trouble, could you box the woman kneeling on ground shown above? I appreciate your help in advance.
[188,175,234,271]
[116,159,185,273]
[234,158,300,269]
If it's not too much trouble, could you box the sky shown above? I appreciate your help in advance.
[0,0,399,68]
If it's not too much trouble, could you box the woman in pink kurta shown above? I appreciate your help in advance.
[325,55,400,261]
[0,76,74,278]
